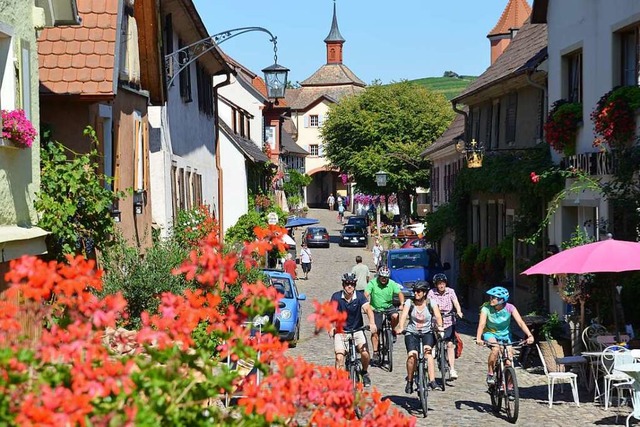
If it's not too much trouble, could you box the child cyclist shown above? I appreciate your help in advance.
[475,286,534,388]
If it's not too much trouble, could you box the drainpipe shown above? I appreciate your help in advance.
[214,72,232,239]
[527,70,547,120]
[451,101,469,143]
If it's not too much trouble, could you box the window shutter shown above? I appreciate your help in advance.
[318,115,324,127]
[318,144,324,157]
[505,93,518,145]
[303,115,309,128]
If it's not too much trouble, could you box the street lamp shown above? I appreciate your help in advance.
[165,27,289,101]
[455,139,485,168]
[375,170,388,238]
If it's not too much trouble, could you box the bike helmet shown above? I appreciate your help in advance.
[413,281,429,292]
[378,267,391,278]
[486,286,510,303]
[432,273,448,284]
[342,273,357,285]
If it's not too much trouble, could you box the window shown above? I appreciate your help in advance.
[196,63,213,116]
[19,40,30,119]
[309,144,319,156]
[178,39,192,103]
[133,111,146,191]
[565,50,583,103]
[505,92,518,145]
[620,25,640,86]
[0,30,15,113]
[309,115,319,127]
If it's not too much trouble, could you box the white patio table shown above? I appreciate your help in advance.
[616,364,640,427]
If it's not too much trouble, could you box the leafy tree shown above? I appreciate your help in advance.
[282,169,312,199]
[321,80,454,219]
[36,127,121,260]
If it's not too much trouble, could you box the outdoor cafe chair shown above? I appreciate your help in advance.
[601,345,636,410]
[582,324,609,352]
[597,334,631,350]
[537,344,580,407]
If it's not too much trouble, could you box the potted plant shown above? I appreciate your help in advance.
[301,206,309,218]
[591,85,640,150]
[543,100,582,156]
[1,109,37,149]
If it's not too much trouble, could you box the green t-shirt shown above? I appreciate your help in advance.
[365,278,402,310]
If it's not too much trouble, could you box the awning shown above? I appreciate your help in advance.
[285,217,320,228]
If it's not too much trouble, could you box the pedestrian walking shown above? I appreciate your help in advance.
[300,242,312,280]
[283,253,297,280]
[372,238,383,270]
[337,203,345,223]
[327,194,335,211]
[351,255,370,292]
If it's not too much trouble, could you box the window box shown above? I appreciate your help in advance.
[0,138,21,149]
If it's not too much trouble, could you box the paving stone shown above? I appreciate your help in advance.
[287,208,626,426]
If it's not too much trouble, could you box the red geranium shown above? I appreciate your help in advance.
[543,100,582,156]
[591,86,640,149]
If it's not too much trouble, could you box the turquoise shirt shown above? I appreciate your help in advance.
[481,303,515,338]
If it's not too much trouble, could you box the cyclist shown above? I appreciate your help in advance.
[475,286,534,388]
[364,266,404,363]
[427,273,463,380]
[395,281,444,393]
[330,273,377,387]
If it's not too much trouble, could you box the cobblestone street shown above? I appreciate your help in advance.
[287,208,627,426]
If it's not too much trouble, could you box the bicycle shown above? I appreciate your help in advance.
[400,330,431,418]
[433,311,458,391]
[480,339,527,424]
[343,325,370,390]
[376,308,397,372]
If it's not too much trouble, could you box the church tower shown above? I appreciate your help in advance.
[487,0,532,64]
[324,1,345,64]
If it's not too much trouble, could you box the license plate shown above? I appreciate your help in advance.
[351,238,358,242]
[315,236,322,240]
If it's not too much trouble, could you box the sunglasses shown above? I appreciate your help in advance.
[489,296,499,300]
[343,283,355,288]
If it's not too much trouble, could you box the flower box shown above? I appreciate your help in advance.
[0,137,21,149]
[1,109,37,149]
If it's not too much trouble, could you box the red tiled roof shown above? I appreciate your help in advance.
[488,0,531,36]
[38,0,119,96]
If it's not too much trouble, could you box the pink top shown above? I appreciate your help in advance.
[427,287,459,328]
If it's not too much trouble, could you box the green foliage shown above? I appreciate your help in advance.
[321,81,453,218]
[282,169,312,199]
[225,194,287,246]
[35,127,122,260]
[99,234,195,328]
[474,246,505,285]
[459,244,479,287]
[541,312,564,340]
[408,75,478,100]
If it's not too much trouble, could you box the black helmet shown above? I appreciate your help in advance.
[413,281,429,292]
[432,273,448,284]
[342,273,357,285]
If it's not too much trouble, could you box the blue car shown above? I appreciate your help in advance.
[262,269,307,346]
[382,248,450,299]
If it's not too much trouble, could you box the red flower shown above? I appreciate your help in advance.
[530,172,540,183]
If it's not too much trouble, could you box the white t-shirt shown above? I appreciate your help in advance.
[300,247,312,263]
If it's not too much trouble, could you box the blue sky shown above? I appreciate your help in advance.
[192,0,522,85]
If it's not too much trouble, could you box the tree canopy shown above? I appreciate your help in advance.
[321,81,454,217]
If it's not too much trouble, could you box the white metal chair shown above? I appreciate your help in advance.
[537,344,580,407]
[601,345,635,410]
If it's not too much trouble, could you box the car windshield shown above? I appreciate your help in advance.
[308,228,326,235]
[389,251,428,269]
[270,278,294,298]
[348,218,366,226]
[343,226,363,234]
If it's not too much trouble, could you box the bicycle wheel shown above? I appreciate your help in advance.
[348,359,358,391]
[385,328,394,372]
[417,362,428,417]
[489,367,502,412]
[438,340,447,391]
[503,366,519,424]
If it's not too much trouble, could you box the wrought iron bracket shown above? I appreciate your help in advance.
[165,26,278,87]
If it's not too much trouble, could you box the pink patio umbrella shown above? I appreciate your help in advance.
[521,238,640,275]
[522,238,640,339]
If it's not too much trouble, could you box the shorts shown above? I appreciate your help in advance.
[482,331,512,344]
[301,262,311,273]
[373,310,397,331]
[405,332,435,354]
[335,331,367,354]
[443,325,455,342]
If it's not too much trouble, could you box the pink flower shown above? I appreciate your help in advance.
[530,172,540,183]
[1,109,37,148]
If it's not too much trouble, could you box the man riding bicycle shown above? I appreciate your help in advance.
[427,273,463,380]
[364,266,404,363]
[475,286,534,387]
[330,273,377,387]
[395,281,444,393]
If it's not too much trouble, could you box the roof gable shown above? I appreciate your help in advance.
[300,64,365,87]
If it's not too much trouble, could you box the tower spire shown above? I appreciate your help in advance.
[324,0,345,64]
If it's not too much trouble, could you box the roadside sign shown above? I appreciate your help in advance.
[267,212,278,225]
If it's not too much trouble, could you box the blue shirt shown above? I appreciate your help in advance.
[331,290,369,331]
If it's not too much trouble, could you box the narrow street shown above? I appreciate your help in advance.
[287,208,623,426]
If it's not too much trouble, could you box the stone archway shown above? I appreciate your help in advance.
[306,167,340,209]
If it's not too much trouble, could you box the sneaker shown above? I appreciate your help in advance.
[405,380,413,394]
[486,374,496,386]
[428,381,438,390]
[507,390,516,401]
[449,368,458,380]
[362,372,371,387]
[372,352,380,365]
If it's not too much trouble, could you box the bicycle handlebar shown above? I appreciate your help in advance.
[343,325,371,335]
[477,339,528,348]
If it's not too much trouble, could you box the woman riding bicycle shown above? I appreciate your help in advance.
[395,281,444,393]
[427,273,463,380]
[330,273,377,387]
[475,286,534,386]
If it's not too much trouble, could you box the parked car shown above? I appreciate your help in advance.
[262,269,307,346]
[400,238,431,249]
[346,216,368,234]
[381,248,450,299]
[339,225,367,247]
[303,226,330,248]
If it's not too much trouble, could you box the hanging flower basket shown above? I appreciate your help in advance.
[1,109,37,149]
[543,100,582,156]
[591,86,640,150]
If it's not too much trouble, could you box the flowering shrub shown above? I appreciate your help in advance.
[1,109,37,148]
[254,194,272,209]
[263,143,273,159]
[591,86,640,149]
[0,226,415,425]
[543,100,582,156]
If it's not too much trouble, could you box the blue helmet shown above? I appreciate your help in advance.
[486,286,509,303]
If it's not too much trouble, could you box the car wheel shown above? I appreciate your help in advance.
[290,324,300,348]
